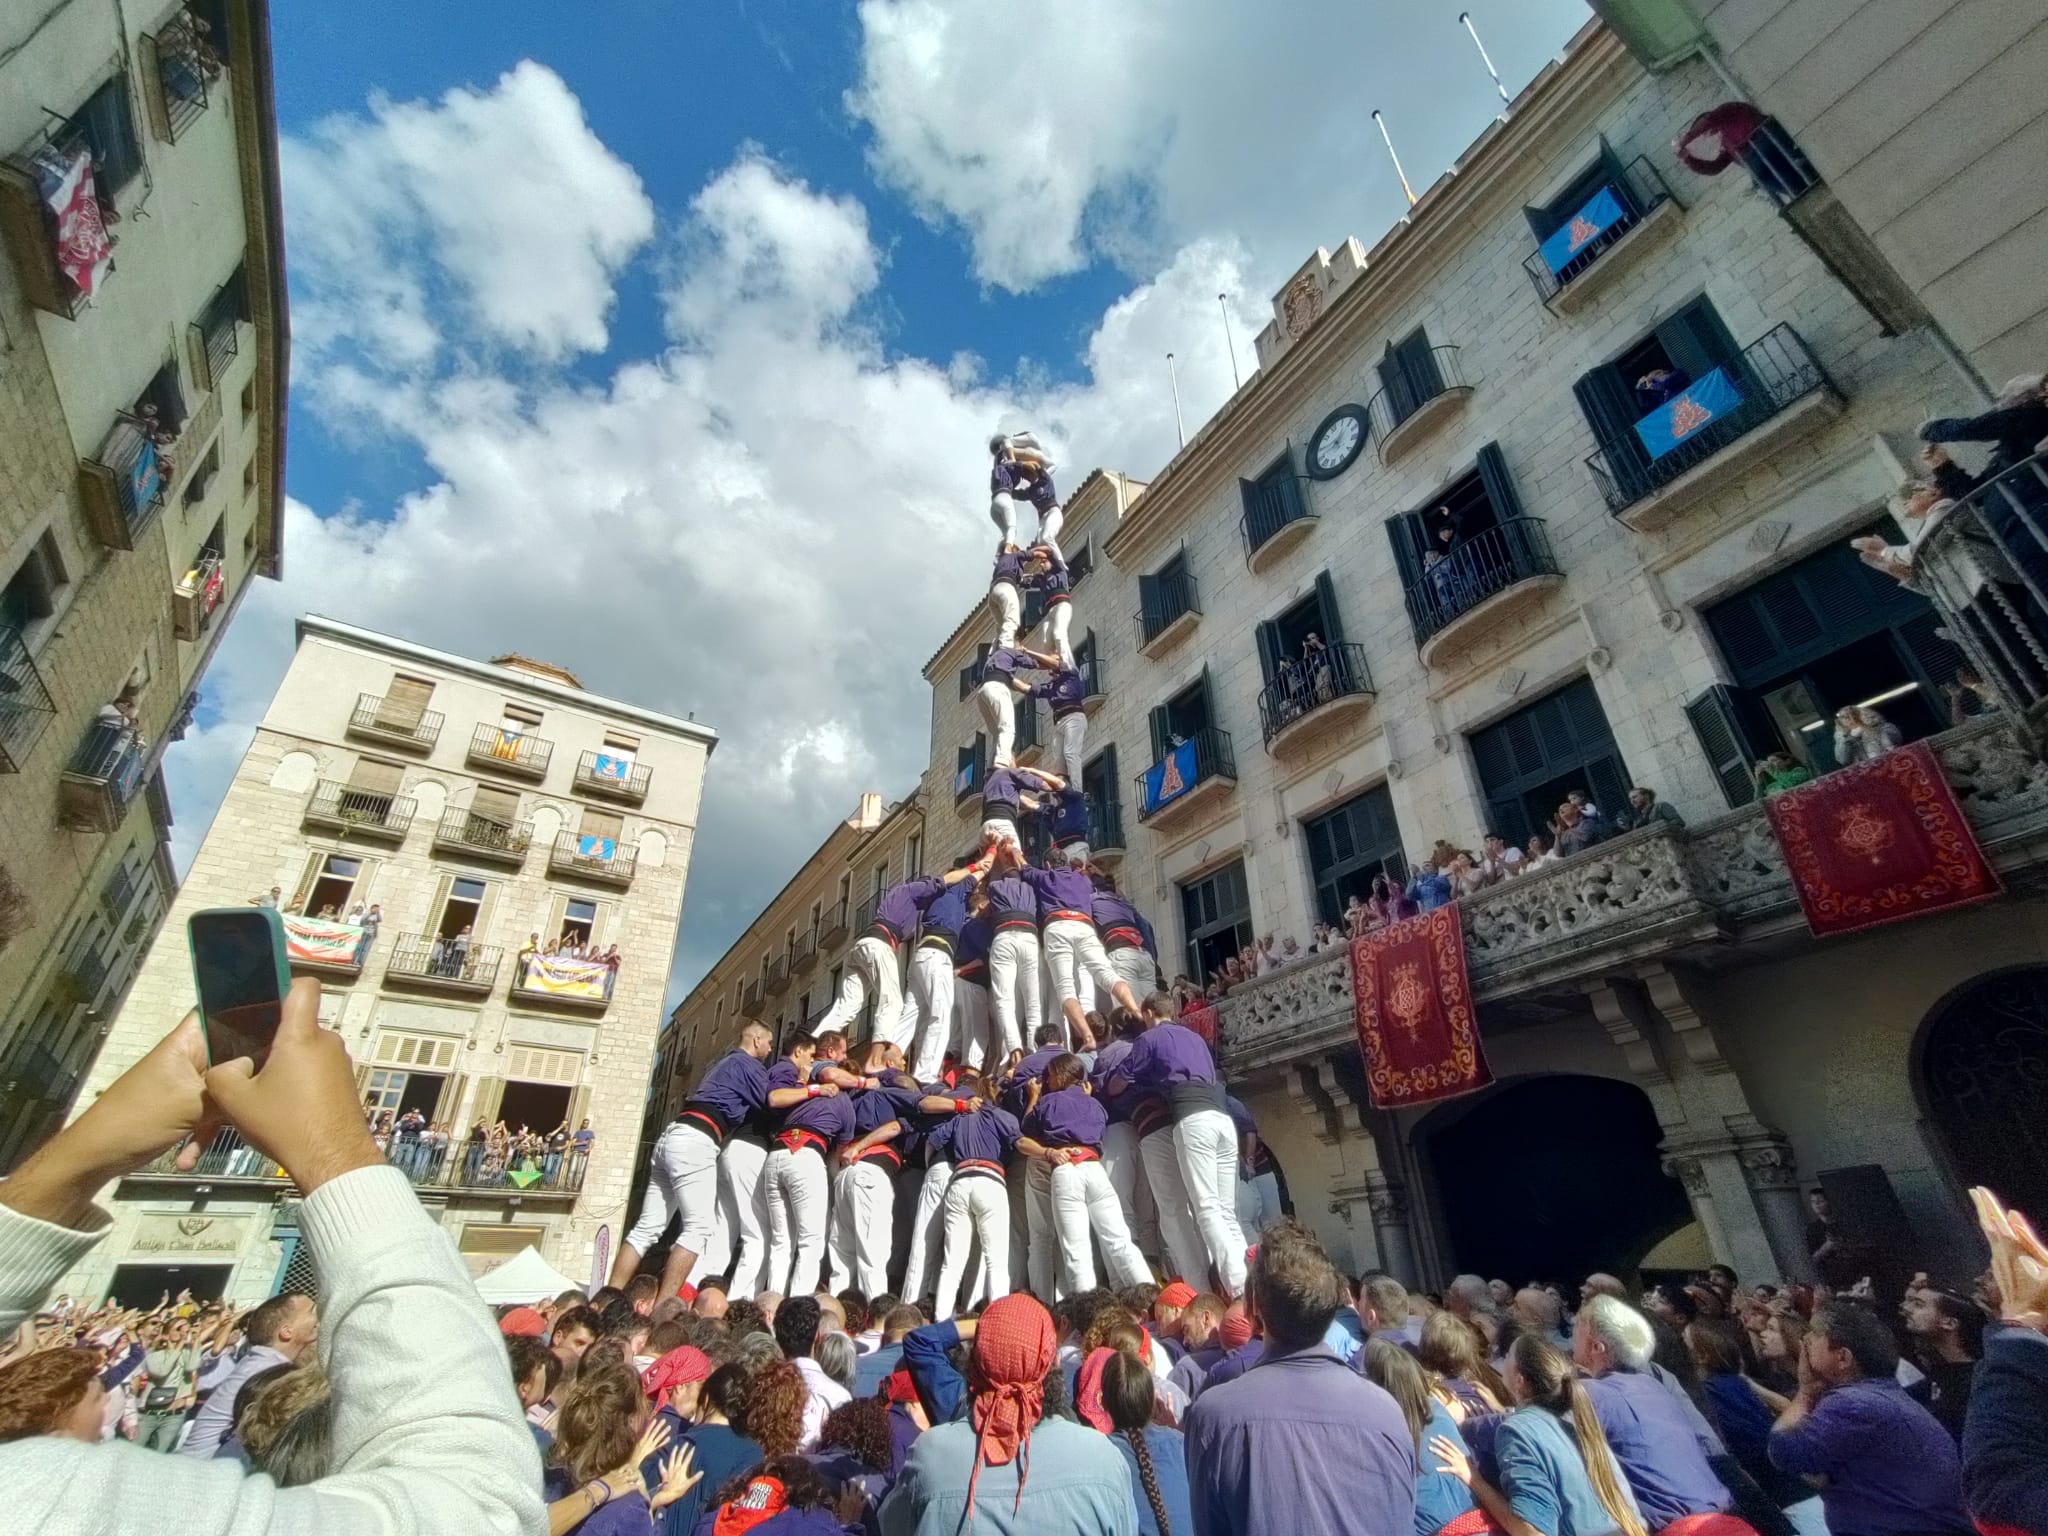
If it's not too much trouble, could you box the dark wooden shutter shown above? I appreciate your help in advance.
[1475,442,1525,523]
[1255,621,1284,688]
[1574,366,1650,499]
[1596,136,1636,212]
[1148,706,1170,763]
[1197,666,1218,733]
[1379,341,1415,422]
[1392,329,1442,407]
[1894,610,1965,698]
[1275,461,1308,523]
[1686,684,1775,808]
[1313,571,1346,648]
[1138,572,1162,629]
[1655,297,1743,379]
[1385,517,1429,639]
[1237,477,1262,545]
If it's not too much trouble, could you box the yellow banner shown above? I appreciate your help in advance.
[521,953,610,1000]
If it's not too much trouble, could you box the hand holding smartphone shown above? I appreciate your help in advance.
[188,907,292,1068]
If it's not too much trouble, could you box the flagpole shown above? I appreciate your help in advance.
[1459,11,1511,106]
[1372,110,1417,207]
[1217,293,1241,389]
[1167,353,1186,447]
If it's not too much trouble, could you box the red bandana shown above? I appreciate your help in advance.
[964,1293,1055,1525]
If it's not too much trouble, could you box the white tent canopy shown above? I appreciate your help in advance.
[473,1245,581,1305]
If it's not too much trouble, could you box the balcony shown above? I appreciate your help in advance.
[1587,325,1843,532]
[743,978,764,1015]
[468,724,553,780]
[954,744,989,811]
[0,125,118,319]
[765,953,791,997]
[0,627,57,773]
[141,9,223,144]
[1257,642,1376,754]
[1136,571,1201,658]
[819,899,850,947]
[1013,696,1044,765]
[56,946,111,1005]
[509,947,617,1012]
[574,749,651,803]
[130,1127,590,1201]
[1079,652,1107,714]
[1088,793,1127,865]
[385,934,502,996]
[1135,726,1237,831]
[1240,476,1316,575]
[792,929,819,973]
[79,416,166,551]
[1404,517,1563,669]
[303,780,416,841]
[58,719,148,833]
[190,278,243,394]
[432,808,532,866]
[1368,345,1473,465]
[1214,716,2048,1081]
[1522,157,1680,315]
[348,693,443,753]
[172,553,226,642]
[854,893,879,936]
[548,831,637,887]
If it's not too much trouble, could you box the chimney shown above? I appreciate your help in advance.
[850,791,884,831]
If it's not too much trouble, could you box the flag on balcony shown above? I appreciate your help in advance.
[1538,185,1625,275]
[577,835,616,861]
[590,752,633,782]
[488,728,524,760]
[955,761,976,796]
[283,914,367,967]
[1764,740,1999,938]
[1347,906,1492,1109]
[522,953,611,1000]
[1634,366,1742,460]
[1142,740,1198,817]
[1180,1000,1217,1045]
[31,146,113,301]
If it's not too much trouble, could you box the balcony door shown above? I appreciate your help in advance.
[1378,327,1445,428]
[375,674,435,734]
[554,896,600,950]
[430,875,491,943]
[1178,858,1252,987]
[1383,444,1527,639]
[576,807,623,860]
[1572,297,1746,501]
[293,852,367,919]
[1257,572,1346,713]
[1469,677,1630,850]
[342,756,402,819]
[1304,786,1407,924]
[465,784,520,845]
[1081,743,1120,843]
[1148,670,1216,760]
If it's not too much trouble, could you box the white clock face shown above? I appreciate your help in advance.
[1316,414,1361,470]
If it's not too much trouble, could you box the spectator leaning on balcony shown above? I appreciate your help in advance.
[1613,787,1684,834]
[1479,832,1523,883]
[1635,366,1692,412]
[1754,751,1813,797]
[1552,799,1610,856]
[1833,707,1903,766]
[1406,857,1453,913]
[1918,376,2048,594]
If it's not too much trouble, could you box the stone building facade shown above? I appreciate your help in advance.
[0,0,288,1164]
[58,618,714,1305]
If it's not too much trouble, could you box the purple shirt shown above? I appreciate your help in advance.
[1024,1085,1106,1149]
[985,872,1036,929]
[920,879,974,945]
[1021,863,1095,925]
[767,1059,855,1145]
[1002,1047,1065,1114]
[1770,1377,1972,1536]
[946,1103,1021,1166]
[983,646,1038,681]
[1584,1368,1731,1527]
[872,875,945,943]
[1028,563,1071,602]
[1027,667,1085,715]
[992,458,1055,508]
[686,1049,769,1128]
[991,548,1026,589]
[982,768,1032,820]
[851,1080,918,1139]
[1092,887,1152,952]
[1122,1022,1218,1087]
[955,914,992,978]
[1184,1345,1417,1536]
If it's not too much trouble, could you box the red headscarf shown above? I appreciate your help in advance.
[641,1344,712,1401]
[964,1293,1056,1521]
[1220,1304,1253,1351]
[1074,1346,1115,1432]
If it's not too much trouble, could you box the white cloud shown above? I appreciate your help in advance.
[284,61,654,367]
[849,0,1595,292]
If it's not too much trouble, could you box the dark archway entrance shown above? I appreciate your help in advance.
[1916,967,2048,1220]
[1422,1075,1692,1283]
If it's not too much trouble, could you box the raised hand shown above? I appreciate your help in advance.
[650,1444,701,1512]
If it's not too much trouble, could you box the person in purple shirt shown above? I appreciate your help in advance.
[1769,1300,1973,1536]
[989,541,1027,647]
[1046,786,1091,861]
[1024,545,1077,669]
[983,864,1042,1062]
[989,430,1061,555]
[614,1019,787,1294]
[979,758,1061,855]
[904,853,996,1082]
[818,863,979,1051]
[1092,872,1158,1009]
[761,1037,852,1299]
[1008,844,1139,1046]
[931,1075,1023,1321]
[1573,1295,1734,1529]
[1018,1053,1151,1294]
[1001,1021,1075,1299]
[974,642,1059,776]
[824,1048,921,1297]
[1185,1218,1418,1536]
[952,902,994,1071]
[1114,1007,1248,1298]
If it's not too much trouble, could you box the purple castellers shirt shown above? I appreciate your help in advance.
[1770,1376,1972,1536]
[1024,1084,1107,1149]
[1121,1021,1218,1086]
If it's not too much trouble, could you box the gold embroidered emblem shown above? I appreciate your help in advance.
[1835,801,1895,864]
[1386,962,1432,1042]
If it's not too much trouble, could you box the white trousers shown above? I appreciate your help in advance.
[1053,1158,1153,1294]
[1109,946,1156,1001]
[935,1174,1011,1321]
[1024,1158,1058,1300]
[625,1120,722,1253]
[901,1161,951,1301]
[979,814,1019,854]
[990,580,1021,648]
[956,980,993,1070]
[1036,504,1065,565]
[764,1146,829,1298]
[820,934,905,1045]
[826,1157,896,1297]
[907,946,957,1082]
[1141,1126,1210,1290]
[721,1137,771,1298]
[1237,1169,1284,1238]
[1043,919,1121,1007]
[990,493,1017,542]
[1102,1119,1159,1257]
[987,929,1039,1060]
[976,680,1017,768]
[1176,1108,1249,1297]
[1042,599,1074,670]
[1052,710,1087,788]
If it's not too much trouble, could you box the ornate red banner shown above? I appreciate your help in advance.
[1348,906,1492,1110]
[1764,740,2000,938]
[1180,1001,1217,1045]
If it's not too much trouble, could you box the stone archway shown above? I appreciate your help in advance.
[1913,965,2048,1220]
[1417,1073,1694,1284]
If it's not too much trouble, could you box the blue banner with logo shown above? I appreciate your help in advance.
[1538,184,1626,275]
[589,752,633,782]
[1634,366,1743,460]
[955,760,976,796]
[127,438,161,518]
[1142,739,1198,817]
[577,835,616,860]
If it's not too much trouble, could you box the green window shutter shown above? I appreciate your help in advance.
[1313,570,1347,649]
[1475,442,1525,523]
[1686,684,1769,809]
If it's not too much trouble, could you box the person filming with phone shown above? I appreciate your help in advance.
[0,973,544,1536]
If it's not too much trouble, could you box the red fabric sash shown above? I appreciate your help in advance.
[856,1145,902,1167]
[1656,1516,1757,1536]
[1347,907,1492,1109]
[774,1129,826,1156]
[680,1110,725,1145]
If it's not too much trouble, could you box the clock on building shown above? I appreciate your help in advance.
[1305,403,1370,480]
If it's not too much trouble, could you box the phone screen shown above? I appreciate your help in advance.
[191,910,285,1067]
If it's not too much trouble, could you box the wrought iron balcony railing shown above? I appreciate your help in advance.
[548,831,637,886]
[1088,791,1126,853]
[1367,344,1470,455]
[819,899,850,947]
[1401,517,1560,646]
[303,779,416,838]
[135,1126,591,1197]
[58,719,149,833]
[1257,642,1376,745]
[0,626,57,774]
[1136,571,1201,649]
[142,8,223,144]
[1239,476,1313,562]
[385,933,501,992]
[80,416,166,550]
[468,723,552,778]
[432,808,532,863]
[349,692,443,751]
[573,749,651,802]
[1522,156,1676,305]
[1135,726,1237,823]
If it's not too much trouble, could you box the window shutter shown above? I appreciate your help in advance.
[580,808,624,841]
[1586,754,1632,820]
[426,873,453,936]
[1487,793,1532,850]
[1148,706,1170,762]
[1474,442,1525,523]
[1379,341,1415,422]
[1523,200,1557,242]
[349,757,403,795]
[1237,477,1262,542]
[290,851,325,909]
[1197,665,1218,732]
[1255,621,1284,688]
[1395,328,1442,400]
[544,893,568,945]
[1139,571,1161,627]
[567,1085,591,1134]
[471,784,518,824]
[1686,685,1770,808]
[1101,742,1119,798]
[1894,609,1964,698]
[435,1072,469,1124]
[472,1077,506,1126]
[1385,517,1429,640]
[474,880,501,946]
[1573,366,1651,501]
[1655,297,1743,380]
[1275,460,1307,524]
[1313,571,1347,649]
[1596,135,1637,215]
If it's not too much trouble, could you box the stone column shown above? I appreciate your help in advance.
[1735,1126,1816,1280]
[1289,1053,1413,1280]
[1365,1169,1419,1285]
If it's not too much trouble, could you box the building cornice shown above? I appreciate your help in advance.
[292,614,720,748]
[231,0,289,581]
[1103,18,1630,567]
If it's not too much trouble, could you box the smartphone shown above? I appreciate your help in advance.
[188,907,292,1067]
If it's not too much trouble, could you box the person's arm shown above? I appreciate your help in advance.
[1921,404,2044,448]
[839,1120,902,1165]
[917,1093,979,1115]
[1766,1359,1835,1488]
[1433,1434,1544,1536]
[901,1319,973,1424]
[1013,1135,1070,1165]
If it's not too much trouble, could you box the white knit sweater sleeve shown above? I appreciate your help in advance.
[0,1164,546,1536]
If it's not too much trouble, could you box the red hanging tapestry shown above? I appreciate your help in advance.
[1180,1000,1217,1046]
[1763,740,2000,938]
[1348,906,1492,1109]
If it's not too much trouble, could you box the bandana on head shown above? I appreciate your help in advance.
[1156,1282,1197,1310]
[1075,1347,1115,1432]
[498,1306,547,1337]
[964,1293,1056,1523]
[641,1345,712,1400]
[1220,1307,1254,1350]
[885,1368,921,1405]
[712,1476,788,1536]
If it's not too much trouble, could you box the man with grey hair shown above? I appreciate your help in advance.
[1575,1294,1734,1529]
[1444,1274,1495,1321]
[1582,1272,1630,1303]
[1513,1285,1572,1350]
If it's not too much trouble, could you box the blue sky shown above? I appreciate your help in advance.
[170,0,1595,1008]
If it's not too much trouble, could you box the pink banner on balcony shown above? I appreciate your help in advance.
[32,148,112,301]
[1763,740,2000,938]
[283,914,365,967]
[1348,907,1493,1110]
